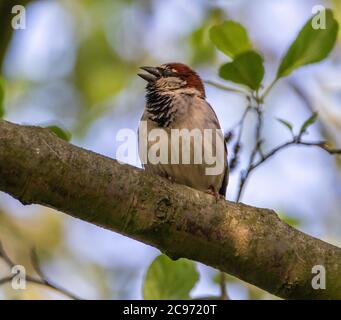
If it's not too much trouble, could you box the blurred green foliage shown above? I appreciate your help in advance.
[188,8,224,66]
[143,254,199,300]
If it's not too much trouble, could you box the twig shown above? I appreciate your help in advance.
[0,241,15,268]
[228,105,253,172]
[236,137,341,201]
[295,141,341,155]
[236,100,264,202]
[260,78,278,101]
[0,241,82,300]
[30,248,46,281]
[252,138,341,171]
[0,276,14,286]
[219,272,229,300]
[234,78,341,201]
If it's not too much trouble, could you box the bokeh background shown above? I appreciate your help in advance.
[0,0,341,300]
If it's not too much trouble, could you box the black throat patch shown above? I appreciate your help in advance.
[145,84,175,127]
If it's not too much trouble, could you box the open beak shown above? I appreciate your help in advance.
[138,66,161,82]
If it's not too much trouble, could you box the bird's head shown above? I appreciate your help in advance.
[138,63,205,98]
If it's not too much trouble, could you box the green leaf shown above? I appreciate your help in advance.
[189,8,223,65]
[300,112,318,135]
[45,125,72,141]
[209,21,253,58]
[277,9,339,78]
[0,77,5,118]
[143,254,199,300]
[219,51,264,90]
[277,118,294,133]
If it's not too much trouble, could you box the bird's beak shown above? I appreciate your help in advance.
[138,66,161,82]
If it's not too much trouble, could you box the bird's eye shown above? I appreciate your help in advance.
[161,68,178,77]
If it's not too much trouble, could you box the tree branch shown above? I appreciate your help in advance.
[0,119,341,299]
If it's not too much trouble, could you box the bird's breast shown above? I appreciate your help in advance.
[139,94,226,192]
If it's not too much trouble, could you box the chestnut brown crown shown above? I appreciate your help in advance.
[138,63,206,98]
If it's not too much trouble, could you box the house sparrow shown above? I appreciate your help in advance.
[138,63,228,198]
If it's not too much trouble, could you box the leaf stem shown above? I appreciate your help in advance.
[260,78,278,101]
[205,80,250,95]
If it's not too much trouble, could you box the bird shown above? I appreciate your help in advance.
[138,63,228,199]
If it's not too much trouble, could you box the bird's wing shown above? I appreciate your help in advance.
[205,101,229,198]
